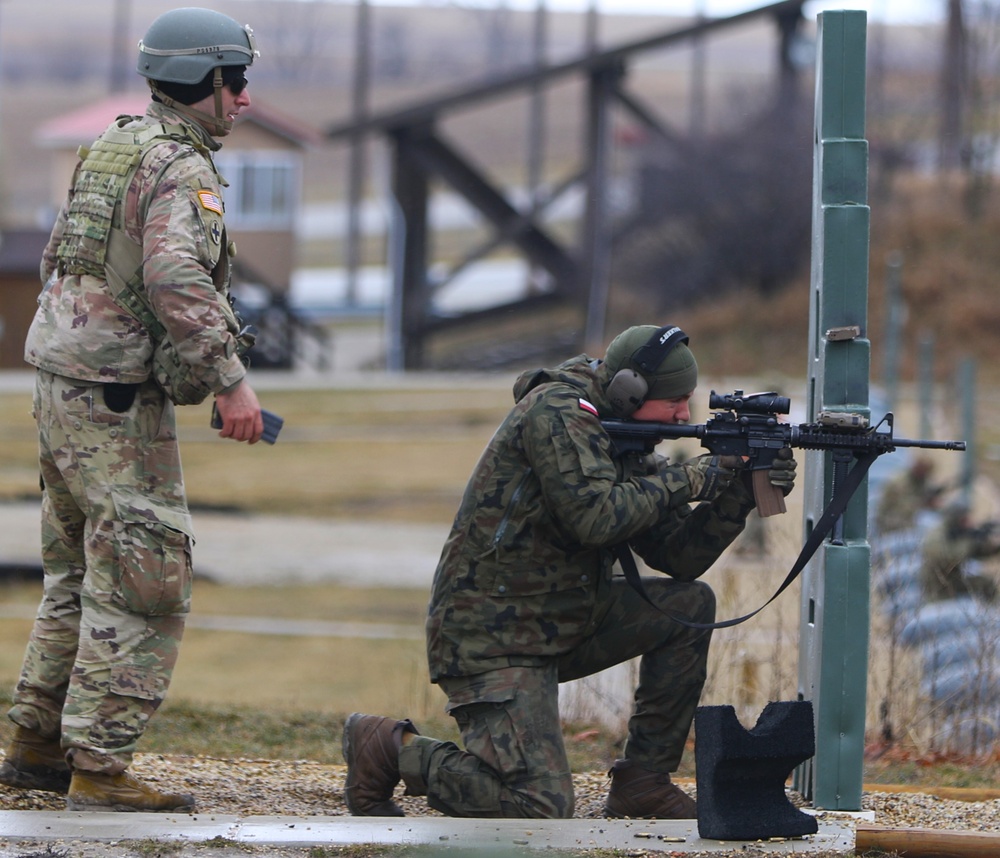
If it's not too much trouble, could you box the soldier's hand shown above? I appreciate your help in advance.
[768,447,797,496]
[683,454,744,502]
[214,382,264,444]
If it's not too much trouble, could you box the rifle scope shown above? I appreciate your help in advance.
[708,389,791,416]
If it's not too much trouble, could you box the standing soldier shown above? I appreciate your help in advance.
[0,8,262,812]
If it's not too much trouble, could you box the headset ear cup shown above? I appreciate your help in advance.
[607,369,648,417]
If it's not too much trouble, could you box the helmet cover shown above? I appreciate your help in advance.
[138,7,259,84]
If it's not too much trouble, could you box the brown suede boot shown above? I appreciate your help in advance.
[0,726,71,794]
[604,758,697,819]
[342,712,418,816]
[66,770,196,813]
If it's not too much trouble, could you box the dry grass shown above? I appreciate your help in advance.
[0,578,434,716]
[0,382,515,521]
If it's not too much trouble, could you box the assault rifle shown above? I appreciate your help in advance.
[602,389,966,518]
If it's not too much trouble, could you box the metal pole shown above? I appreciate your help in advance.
[585,0,598,53]
[882,250,903,417]
[526,0,548,295]
[346,0,372,308]
[690,0,707,139]
[110,0,132,94]
[958,357,976,505]
[939,0,967,171]
[918,332,935,441]
[528,0,547,200]
[581,66,617,353]
[796,9,871,811]
[389,127,431,370]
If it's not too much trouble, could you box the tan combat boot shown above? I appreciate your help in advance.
[0,726,71,794]
[604,758,697,819]
[66,770,196,812]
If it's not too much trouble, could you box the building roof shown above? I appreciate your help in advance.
[35,93,323,150]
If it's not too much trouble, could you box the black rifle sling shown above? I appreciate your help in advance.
[615,450,879,631]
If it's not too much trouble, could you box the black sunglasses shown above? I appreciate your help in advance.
[227,75,248,96]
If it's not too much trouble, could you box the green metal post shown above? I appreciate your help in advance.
[795,9,870,811]
[959,357,976,505]
[918,333,935,441]
[882,251,903,417]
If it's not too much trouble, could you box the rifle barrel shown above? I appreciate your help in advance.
[893,437,966,451]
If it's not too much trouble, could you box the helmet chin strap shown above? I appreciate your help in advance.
[148,69,233,137]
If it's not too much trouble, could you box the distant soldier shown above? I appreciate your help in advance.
[920,501,1000,604]
[875,456,942,536]
[0,8,262,812]
[340,324,797,821]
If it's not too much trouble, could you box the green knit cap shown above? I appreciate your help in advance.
[604,324,698,399]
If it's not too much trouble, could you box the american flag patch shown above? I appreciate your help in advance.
[197,190,223,215]
[578,398,599,416]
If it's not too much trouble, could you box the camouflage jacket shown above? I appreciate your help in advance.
[919,521,1000,602]
[874,469,936,534]
[426,354,755,681]
[24,102,246,395]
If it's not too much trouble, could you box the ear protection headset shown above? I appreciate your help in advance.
[606,324,689,417]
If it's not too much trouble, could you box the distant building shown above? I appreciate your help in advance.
[0,94,325,370]
[34,93,322,295]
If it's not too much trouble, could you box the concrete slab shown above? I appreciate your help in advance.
[0,810,864,853]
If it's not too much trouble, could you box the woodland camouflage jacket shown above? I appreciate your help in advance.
[426,354,756,681]
[25,102,246,396]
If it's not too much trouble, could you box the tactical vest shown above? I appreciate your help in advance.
[56,115,249,405]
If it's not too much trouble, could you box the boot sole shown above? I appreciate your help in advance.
[66,799,196,813]
[0,762,71,794]
[604,801,698,819]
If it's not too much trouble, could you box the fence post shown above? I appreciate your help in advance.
[958,357,976,504]
[882,250,903,416]
[795,9,870,811]
[918,332,935,441]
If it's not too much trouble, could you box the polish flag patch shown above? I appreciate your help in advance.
[578,398,599,417]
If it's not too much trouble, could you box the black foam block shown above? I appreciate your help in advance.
[695,700,819,841]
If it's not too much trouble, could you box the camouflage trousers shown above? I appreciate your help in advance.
[8,370,194,774]
[401,576,714,818]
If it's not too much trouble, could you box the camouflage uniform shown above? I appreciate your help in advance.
[874,459,938,536]
[919,512,1000,604]
[402,355,755,818]
[10,102,244,774]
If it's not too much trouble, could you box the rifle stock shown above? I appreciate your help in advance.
[601,390,966,517]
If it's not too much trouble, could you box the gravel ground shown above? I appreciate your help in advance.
[2,754,1000,857]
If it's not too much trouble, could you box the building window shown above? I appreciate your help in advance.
[216,152,299,230]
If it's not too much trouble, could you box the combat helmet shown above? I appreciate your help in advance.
[137,7,260,136]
